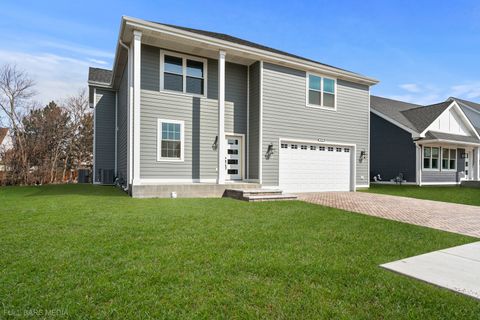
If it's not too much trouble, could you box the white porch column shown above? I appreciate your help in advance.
[132,30,142,185]
[217,50,226,184]
[415,143,422,185]
[475,147,480,181]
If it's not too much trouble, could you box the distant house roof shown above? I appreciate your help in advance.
[88,67,113,85]
[370,95,421,132]
[371,95,480,142]
[400,101,452,133]
[450,97,480,113]
[0,128,8,146]
[424,131,480,144]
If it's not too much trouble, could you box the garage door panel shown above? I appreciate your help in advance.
[279,142,352,193]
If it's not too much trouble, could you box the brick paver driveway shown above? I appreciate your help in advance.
[299,192,480,238]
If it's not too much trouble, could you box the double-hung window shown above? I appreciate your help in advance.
[307,73,336,109]
[161,51,207,96]
[157,119,184,161]
[442,148,457,170]
[423,147,439,170]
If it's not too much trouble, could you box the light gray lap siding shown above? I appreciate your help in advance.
[248,62,260,180]
[116,66,128,186]
[139,45,247,180]
[94,89,116,182]
[261,62,370,186]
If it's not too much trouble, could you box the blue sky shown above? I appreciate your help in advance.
[1,0,479,105]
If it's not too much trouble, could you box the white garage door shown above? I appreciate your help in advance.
[279,141,353,192]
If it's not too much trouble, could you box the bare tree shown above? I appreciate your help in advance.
[61,90,91,182]
[0,64,36,184]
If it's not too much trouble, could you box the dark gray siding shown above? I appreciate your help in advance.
[370,113,416,182]
[94,89,116,183]
[116,66,128,186]
[261,62,370,186]
[248,62,260,180]
[421,148,465,183]
[139,45,248,180]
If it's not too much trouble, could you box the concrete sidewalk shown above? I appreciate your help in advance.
[381,242,480,300]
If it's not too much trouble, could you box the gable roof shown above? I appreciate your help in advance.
[450,97,480,113]
[400,101,452,133]
[88,67,113,85]
[0,128,8,145]
[370,95,421,132]
[155,22,357,76]
[371,95,478,138]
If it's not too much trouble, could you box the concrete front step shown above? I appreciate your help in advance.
[223,188,298,202]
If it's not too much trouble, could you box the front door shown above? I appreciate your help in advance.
[225,135,242,180]
[465,151,472,180]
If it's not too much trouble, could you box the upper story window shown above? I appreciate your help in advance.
[307,73,336,109]
[423,146,439,170]
[161,51,207,96]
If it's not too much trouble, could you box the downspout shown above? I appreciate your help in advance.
[119,39,130,191]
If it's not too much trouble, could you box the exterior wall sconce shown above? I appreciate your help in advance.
[265,143,275,159]
[212,136,218,151]
[359,150,367,162]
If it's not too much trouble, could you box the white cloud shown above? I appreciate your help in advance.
[0,49,105,105]
[88,58,109,65]
[399,83,421,93]
[37,40,114,59]
[450,83,480,100]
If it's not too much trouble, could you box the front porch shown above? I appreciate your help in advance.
[416,136,480,185]
[131,181,260,198]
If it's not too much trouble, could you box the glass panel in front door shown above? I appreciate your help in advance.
[225,136,241,180]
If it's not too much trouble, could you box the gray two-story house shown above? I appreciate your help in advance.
[88,16,378,197]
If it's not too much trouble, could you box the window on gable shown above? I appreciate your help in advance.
[442,148,457,170]
[162,52,206,96]
[423,147,439,170]
[307,74,336,109]
[158,119,184,161]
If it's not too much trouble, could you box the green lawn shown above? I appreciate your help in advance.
[1,185,479,319]
[364,184,480,206]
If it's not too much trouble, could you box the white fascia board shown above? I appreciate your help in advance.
[370,108,420,137]
[122,17,379,86]
[420,101,480,139]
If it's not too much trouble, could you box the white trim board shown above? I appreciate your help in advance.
[159,49,208,98]
[421,101,480,140]
[156,119,185,162]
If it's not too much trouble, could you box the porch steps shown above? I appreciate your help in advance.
[224,189,298,202]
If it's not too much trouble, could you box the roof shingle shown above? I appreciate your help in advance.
[88,67,113,85]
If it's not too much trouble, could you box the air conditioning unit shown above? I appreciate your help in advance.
[100,169,114,185]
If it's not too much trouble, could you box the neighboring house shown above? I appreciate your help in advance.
[88,16,378,197]
[370,96,480,185]
[0,128,12,171]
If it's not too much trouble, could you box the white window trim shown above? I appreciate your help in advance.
[305,72,337,111]
[441,147,457,171]
[422,146,440,171]
[157,119,185,162]
[160,50,208,98]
